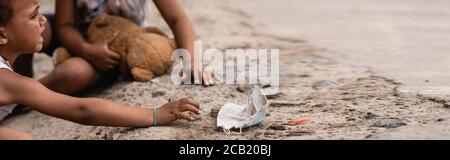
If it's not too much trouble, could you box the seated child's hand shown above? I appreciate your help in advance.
[181,65,215,87]
[83,33,121,72]
[156,98,201,125]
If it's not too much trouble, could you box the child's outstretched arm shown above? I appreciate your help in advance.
[1,71,200,127]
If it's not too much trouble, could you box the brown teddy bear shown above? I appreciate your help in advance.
[54,14,176,82]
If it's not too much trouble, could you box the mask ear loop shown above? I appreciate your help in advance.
[223,128,244,135]
[223,128,231,134]
[222,121,246,135]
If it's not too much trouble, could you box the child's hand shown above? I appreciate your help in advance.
[181,65,215,87]
[156,98,201,125]
[83,33,121,72]
[194,66,215,87]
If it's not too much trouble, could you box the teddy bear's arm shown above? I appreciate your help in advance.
[131,67,155,82]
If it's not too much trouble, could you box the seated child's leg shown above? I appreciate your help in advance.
[0,128,33,140]
[41,14,59,56]
[13,54,34,78]
[39,57,101,95]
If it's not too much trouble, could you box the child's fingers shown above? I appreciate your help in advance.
[177,112,194,121]
[182,98,200,108]
[106,58,120,66]
[205,69,215,85]
[106,64,116,70]
[181,104,200,115]
[108,61,119,67]
[201,68,216,86]
[181,71,188,82]
[193,70,202,84]
[203,78,209,86]
[210,69,216,84]
[207,75,214,85]
[106,50,121,60]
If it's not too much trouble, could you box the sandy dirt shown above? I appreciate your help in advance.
[1,0,450,140]
[228,0,450,87]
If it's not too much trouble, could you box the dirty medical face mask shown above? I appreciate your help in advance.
[217,86,269,134]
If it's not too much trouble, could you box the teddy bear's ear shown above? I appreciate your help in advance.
[94,14,110,28]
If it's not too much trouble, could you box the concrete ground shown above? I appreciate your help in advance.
[4,0,449,140]
[228,0,450,87]
[226,0,450,139]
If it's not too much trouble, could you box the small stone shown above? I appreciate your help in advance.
[444,102,450,108]
[338,84,354,90]
[115,93,125,99]
[312,80,337,90]
[111,133,121,140]
[262,87,281,98]
[311,103,325,108]
[371,118,407,129]
[259,83,271,89]
[364,112,377,119]
[346,117,356,121]
[285,130,315,137]
[152,91,166,97]
[270,101,305,107]
[210,107,221,118]
[263,132,277,136]
[265,91,283,99]
[268,124,286,131]
[215,127,223,132]
[299,74,311,78]
[341,97,354,101]
[297,109,309,113]
[237,85,253,93]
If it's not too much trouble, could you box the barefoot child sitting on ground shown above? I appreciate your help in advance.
[12,0,213,100]
[0,0,201,140]
[10,0,211,115]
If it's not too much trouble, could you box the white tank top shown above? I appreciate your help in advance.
[0,56,15,121]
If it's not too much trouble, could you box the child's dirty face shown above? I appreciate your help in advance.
[5,0,46,53]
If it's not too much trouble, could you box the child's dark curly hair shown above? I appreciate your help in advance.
[0,0,13,26]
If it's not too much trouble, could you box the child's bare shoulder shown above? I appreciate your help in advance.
[0,69,28,85]
[0,70,38,104]
[0,70,18,105]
